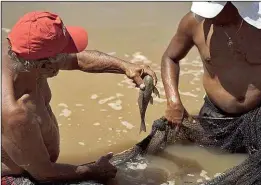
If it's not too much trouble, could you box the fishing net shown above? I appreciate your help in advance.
[108,98,261,185]
[3,100,261,185]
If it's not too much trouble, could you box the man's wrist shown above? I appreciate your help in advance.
[75,164,93,179]
[167,95,182,107]
[120,62,130,74]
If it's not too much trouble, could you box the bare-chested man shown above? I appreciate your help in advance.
[2,11,157,184]
[162,2,261,124]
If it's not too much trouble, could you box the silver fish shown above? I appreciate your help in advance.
[138,75,160,133]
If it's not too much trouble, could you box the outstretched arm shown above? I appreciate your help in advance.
[58,50,157,88]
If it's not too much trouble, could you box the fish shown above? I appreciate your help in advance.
[138,75,160,133]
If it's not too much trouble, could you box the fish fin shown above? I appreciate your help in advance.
[140,121,147,133]
[149,96,153,105]
[153,87,160,98]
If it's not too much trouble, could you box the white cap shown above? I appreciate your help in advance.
[191,1,261,29]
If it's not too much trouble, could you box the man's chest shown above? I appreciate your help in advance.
[194,22,261,66]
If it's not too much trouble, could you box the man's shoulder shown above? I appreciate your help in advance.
[177,12,201,37]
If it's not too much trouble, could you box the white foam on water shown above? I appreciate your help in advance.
[179,91,198,98]
[180,69,203,76]
[59,108,72,117]
[191,60,203,67]
[67,118,71,121]
[122,129,128,133]
[120,121,134,129]
[107,52,116,56]
[121,78,134,85]
[81,109,85,111]
[130,52,152,64]
[214,173,222,178]
[197,179,203,183]
[90,94,98,100]
[108,100,122,110]
[126,161,147,170]
[187,174,195,177]
[118,117,123,119]
[108,128,113,131]
[58,103,68,108]
[200,170,211,180]
[2,28,11,33]
[58,124,62,127]
[93,122,100,126]
[98,96,116,104]
[75,104,84,107]
[153,96,167,103]
[100,109,108,112]
[78,142,85,146]
[116,93,124,97]
[117,83,124,86]
[124,54,130,57]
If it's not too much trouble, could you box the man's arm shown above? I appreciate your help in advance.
[161,12,198,123]
[2,104,94,182]
[59,50,127,74]
[58,50,157,87]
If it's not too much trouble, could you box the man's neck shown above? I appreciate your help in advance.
[211,1,242,27]
[212,14,242,27]
[4,58,39,90]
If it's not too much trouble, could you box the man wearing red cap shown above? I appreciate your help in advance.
[2,11,157,184]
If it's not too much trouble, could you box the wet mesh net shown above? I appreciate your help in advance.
[106,98,261,185]
[4,101,261,185]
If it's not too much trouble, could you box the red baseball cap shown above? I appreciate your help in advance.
[8,11,88,60]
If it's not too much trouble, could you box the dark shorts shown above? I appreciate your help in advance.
[199,96,245,118]
[196,96,261,154]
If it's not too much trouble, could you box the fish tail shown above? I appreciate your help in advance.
[140,120,147,133]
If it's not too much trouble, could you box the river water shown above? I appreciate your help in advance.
[2,2,246,184]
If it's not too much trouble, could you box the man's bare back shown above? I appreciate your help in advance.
[162,2,261,124]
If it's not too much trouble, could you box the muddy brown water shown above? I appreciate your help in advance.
[2,2,247,184]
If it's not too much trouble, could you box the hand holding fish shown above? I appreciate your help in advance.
[125,63,157,90]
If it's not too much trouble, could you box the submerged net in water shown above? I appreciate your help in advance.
[107,102,261,185]
[4,103,261,185]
